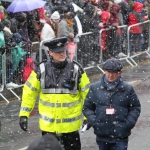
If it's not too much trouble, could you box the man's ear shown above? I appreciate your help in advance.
[118,70,122,75]
[49,50,53,56]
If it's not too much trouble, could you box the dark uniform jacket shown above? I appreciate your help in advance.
[83,75,141,143]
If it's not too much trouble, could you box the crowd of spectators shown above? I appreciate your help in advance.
[0,0,149,88]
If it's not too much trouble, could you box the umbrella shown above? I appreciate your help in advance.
[6,0,46,13]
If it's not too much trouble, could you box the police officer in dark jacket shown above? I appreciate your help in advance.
[83,58,141,150]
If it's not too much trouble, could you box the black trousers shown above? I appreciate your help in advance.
[42,131,81,150]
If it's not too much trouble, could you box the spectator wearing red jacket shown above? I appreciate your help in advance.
[128,2,148,55]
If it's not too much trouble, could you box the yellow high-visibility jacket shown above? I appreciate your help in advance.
[19,60,90,134]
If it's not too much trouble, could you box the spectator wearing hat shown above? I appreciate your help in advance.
[41,11,60,42]
[27,133,62,150]
[19,37,90,150]
[83,58,141,150]
[40,11,60,61]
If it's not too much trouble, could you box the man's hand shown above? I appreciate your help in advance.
[19,116,28,131]
[82,120,91,130]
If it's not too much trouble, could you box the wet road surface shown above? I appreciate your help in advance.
[0,61,150,150]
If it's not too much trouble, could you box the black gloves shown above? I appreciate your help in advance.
[19,116,28,131]
[82,120,91,130]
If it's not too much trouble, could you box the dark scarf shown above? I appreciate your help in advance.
[51,58,68,69]
[104,75,121,90]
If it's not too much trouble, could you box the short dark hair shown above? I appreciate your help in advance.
[65,12,75,19]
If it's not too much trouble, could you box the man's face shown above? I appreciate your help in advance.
[104,70,122,82]
[49,50,67,63]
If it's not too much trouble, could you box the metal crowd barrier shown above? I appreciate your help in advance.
[99,25,134,67]
[76,21,150,73]
[1,21,150,103]
[127,20,150,66]
[0,50,9,103]
[75,32,105,73]
[0,42,40,103]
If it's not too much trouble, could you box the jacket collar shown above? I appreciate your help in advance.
[100,75,125,91]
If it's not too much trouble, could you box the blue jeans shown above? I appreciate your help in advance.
[129,33,143,53]
[96,141,128,150]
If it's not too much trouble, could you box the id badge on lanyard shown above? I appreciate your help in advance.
[106,108,115,115]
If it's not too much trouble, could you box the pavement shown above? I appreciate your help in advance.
[0,56,150,150]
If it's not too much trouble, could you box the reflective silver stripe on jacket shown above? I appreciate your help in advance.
[40,63,45,89]
[39,62,79,94]
[25,81,38,92]
[41,88,78,94]
[81,83,90,92]
[20,107,32,112]
[39,98,82,107]
[40,114,82,123]
[73,64,78,91]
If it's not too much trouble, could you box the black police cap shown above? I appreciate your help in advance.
[44,37,68,52]
[103,58,123,72]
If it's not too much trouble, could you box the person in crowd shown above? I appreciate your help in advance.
[100,0,113,12]
[27,10,44,42]
[22,58,35,84]
[2,19,12,35]
[114,0,130,25]
[16,13,32,56]
[10,33,27,85]
[38,7,47,24]
[81,2,98,33]
[19,37,90,150]
[27,134,62,150]
[0,6,4,21]
[0,2,8,19]
[79,3,101,66]
[40,11,60,61]
[65,2,83,37]
[41,11,60,42]
[83,57,141,150]
[0,22,18,88]
[9,14,18,34]
[128,2,148,55]
[98,8,110,51]
[113,0,130,58]
[107,3,127,58]
[58,11,75,40]
[144,0,150,19]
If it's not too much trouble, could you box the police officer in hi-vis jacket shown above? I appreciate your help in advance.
[19,37,90,150]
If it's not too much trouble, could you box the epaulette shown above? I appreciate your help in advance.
[73,60,84,73]
[73,60,82,68]
[35,60,48,80]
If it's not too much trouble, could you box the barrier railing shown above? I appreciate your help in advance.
[75,32,105,73]
[0,21,150,103]
[127,20,150,66]
[0,42,40,103]
[0,50,9,103]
